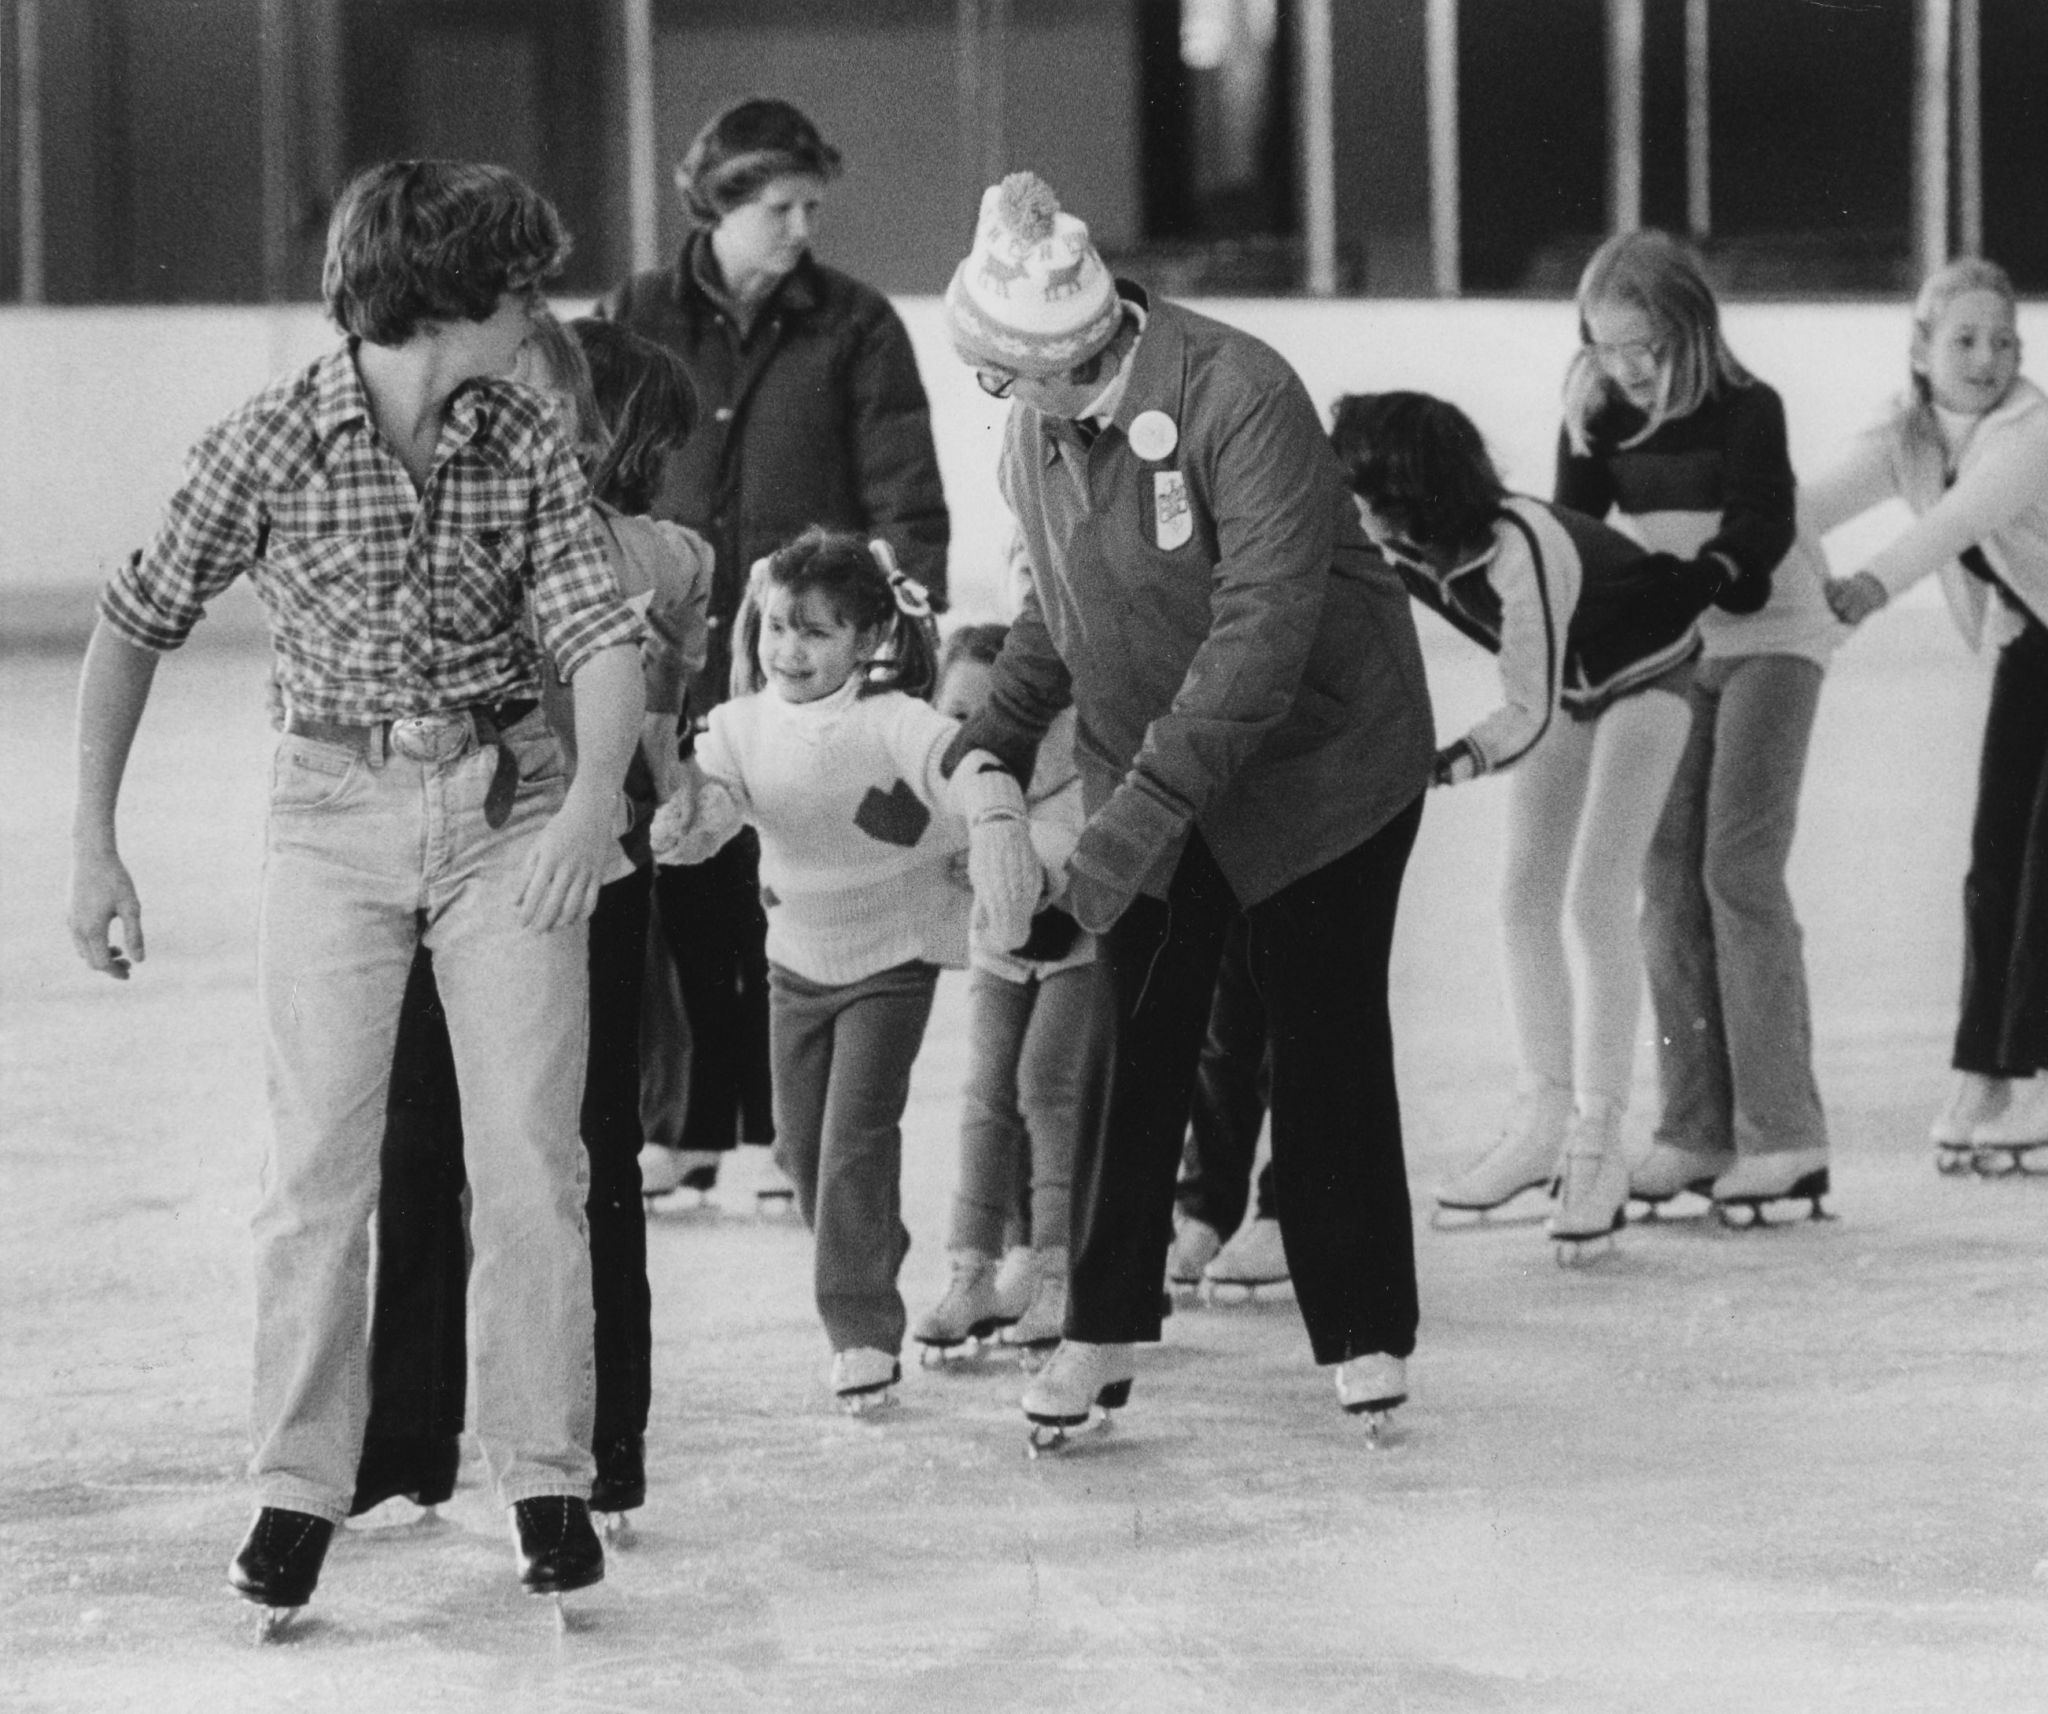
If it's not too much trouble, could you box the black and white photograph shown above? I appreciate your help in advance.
[5,1,2048,1708]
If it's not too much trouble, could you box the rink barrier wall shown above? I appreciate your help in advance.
[7,297,2026,645]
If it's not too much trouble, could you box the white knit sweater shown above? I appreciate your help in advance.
[694,679,975,985]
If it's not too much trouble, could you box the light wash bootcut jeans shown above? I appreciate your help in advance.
[251,709,596,1522]
[1641,653,1829,1157]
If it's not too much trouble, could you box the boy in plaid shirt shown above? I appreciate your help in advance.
[65,160,644,1626]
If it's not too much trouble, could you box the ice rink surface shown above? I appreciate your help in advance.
[5,600,2047,1713]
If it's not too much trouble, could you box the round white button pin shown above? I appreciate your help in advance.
[1128,410,1178,462]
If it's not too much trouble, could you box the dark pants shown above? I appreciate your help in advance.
[363,866,655,1452]
[768,959,938,1355]
[1956,616,2048,1076]
[650,829,776,1152]
[1068,800,1424,1365]
[1175,913,1276,1236]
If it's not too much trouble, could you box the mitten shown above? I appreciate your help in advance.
[1824,570,1887,626]
[650,770,743,866]
[1063,774,1187,935]
[954,754,1041,951]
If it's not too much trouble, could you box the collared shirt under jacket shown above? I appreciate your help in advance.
[962,291,1434,908]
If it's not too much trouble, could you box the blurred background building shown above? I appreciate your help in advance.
[0,0,2042,306]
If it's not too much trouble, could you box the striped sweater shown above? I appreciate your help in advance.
[1556,380,1839,665]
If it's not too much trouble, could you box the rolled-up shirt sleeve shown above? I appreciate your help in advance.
[527,437,644,680]
[99,418,264,652]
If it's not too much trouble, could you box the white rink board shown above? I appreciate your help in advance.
[4,295,2024,619]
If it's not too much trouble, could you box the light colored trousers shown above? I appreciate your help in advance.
[947,961,1108,1257]
[1500,688,1693,1114]
[252,714,595,1521]
[1641,654,1829,1156]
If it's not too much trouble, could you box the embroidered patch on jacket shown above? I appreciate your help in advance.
[855,779,931,847]
[1153,471,1193,550]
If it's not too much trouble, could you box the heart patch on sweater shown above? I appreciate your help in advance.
[854,779,931,847]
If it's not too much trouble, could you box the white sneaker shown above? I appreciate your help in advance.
[1549,1104,1628,1248]
[1963,1076,2048,1147]
[1437,1083,1571,1213]
[1929,1072,2012,1146]
[637,1145,720,1198]
[1203,1216,1289,1289]
[910,1250,1012,1353]
[830,1347,900,1413]
[1333,1352,1408,1416]
[1165,1214,1222,1286]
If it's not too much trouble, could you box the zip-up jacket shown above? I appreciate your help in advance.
[598,232,949,714]
[1401,496,1703,777]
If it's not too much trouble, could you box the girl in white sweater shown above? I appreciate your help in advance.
[652,530,1043,1407]
[1814,258,2048,1171]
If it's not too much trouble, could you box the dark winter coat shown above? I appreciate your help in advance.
[598,232,949,712]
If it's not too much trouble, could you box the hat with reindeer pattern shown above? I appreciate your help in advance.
[945,172,1122,379]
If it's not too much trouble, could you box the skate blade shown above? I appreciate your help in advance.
[1342,1402,1403,1446]
[250,1603,303,1645]
[1025,1406,1117,1457]
[1713,1170,1833,1227]
[1935,1144,1976,1176]
[837,1386,898,1416]
[594,1510,636,1546]
[1200,1276,1292,1305]
[1430,1184,1555,1231]
[1971,1143,2048,1177]
[1626,1181,1718,1222]
[1550,1214,1624,1265]
[541,1590,600,1635]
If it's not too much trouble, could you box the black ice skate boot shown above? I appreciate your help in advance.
[229,1507,334,1639]
[348,1433,460,1517]
[511,1496,605,1598]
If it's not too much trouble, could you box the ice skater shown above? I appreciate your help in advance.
[351,309,714,1538]
[66,160,646,1631]
[1331,389,1734,1256]
[1809,257,2048,1175]
[1552,230,1836,1225]
[649,532,1041,1411]
[911,622,1110,1363]
[940,171,1435,1448]
[602,96,950,1211]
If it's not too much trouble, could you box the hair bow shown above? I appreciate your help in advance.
[869,538,932,618]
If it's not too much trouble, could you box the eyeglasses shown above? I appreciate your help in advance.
[976,368,1019,400]
[1589,338,1663,368]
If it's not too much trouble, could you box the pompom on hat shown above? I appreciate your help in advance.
[945,172,1122,380]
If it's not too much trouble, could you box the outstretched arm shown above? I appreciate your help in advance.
[68,620,162,978]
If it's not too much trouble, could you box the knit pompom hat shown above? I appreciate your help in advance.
[945,172,1121,379]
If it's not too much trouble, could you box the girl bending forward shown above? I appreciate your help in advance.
[1335,391,1726,1254]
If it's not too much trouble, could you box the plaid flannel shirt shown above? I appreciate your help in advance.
[101,344,640,724]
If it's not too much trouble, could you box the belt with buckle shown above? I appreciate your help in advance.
[286,700,538,828]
